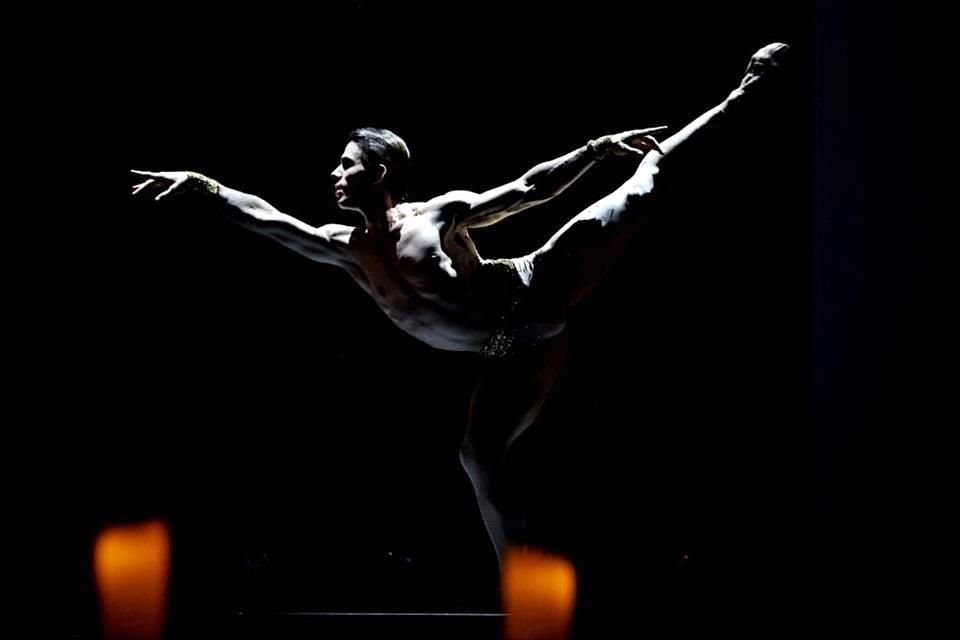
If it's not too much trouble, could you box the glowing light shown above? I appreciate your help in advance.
[502,545,577,640]
[94,519,171,640]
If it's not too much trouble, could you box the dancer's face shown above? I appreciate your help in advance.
[330,141,383,210]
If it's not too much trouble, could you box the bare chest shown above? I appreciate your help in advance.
[352,213,471,309]
[392,215,459,283]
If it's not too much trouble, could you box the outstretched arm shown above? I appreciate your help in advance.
[439,127,666,229]
[130,171,355,266]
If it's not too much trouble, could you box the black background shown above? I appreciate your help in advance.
[22,0,940,637]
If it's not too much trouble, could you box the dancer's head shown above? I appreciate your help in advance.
[331,127,411,211]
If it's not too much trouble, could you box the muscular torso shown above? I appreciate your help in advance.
[338,202,505,352]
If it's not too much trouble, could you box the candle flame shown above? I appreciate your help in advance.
[502,545,577,640]
[94,519,171,640]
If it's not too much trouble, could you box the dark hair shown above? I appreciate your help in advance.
[348,127,412,201]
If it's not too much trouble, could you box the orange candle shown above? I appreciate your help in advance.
[94,519,171,640]
[502,545,577,640]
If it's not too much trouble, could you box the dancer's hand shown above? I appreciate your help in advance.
[130,170,191,201]
[588,126,667,159]
[130,170,220,201]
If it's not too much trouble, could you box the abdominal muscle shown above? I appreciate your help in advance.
[346,228,494,352]
[346,216,565,353]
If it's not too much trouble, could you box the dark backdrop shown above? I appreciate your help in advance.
[31,1,932,637]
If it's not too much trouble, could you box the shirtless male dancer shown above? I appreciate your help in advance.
[131,42,789,565]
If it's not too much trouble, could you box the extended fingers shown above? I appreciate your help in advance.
[634,125,669,136]
[131,179,154,195]
[616,141,646,157]
[640,135,664,155]
[155,182,179,201]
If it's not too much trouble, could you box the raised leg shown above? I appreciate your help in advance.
[527,43,790,308]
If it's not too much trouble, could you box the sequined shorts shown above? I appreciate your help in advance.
[475,257,555,362]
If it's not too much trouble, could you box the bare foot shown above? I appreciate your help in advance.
[728,42,790,104]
